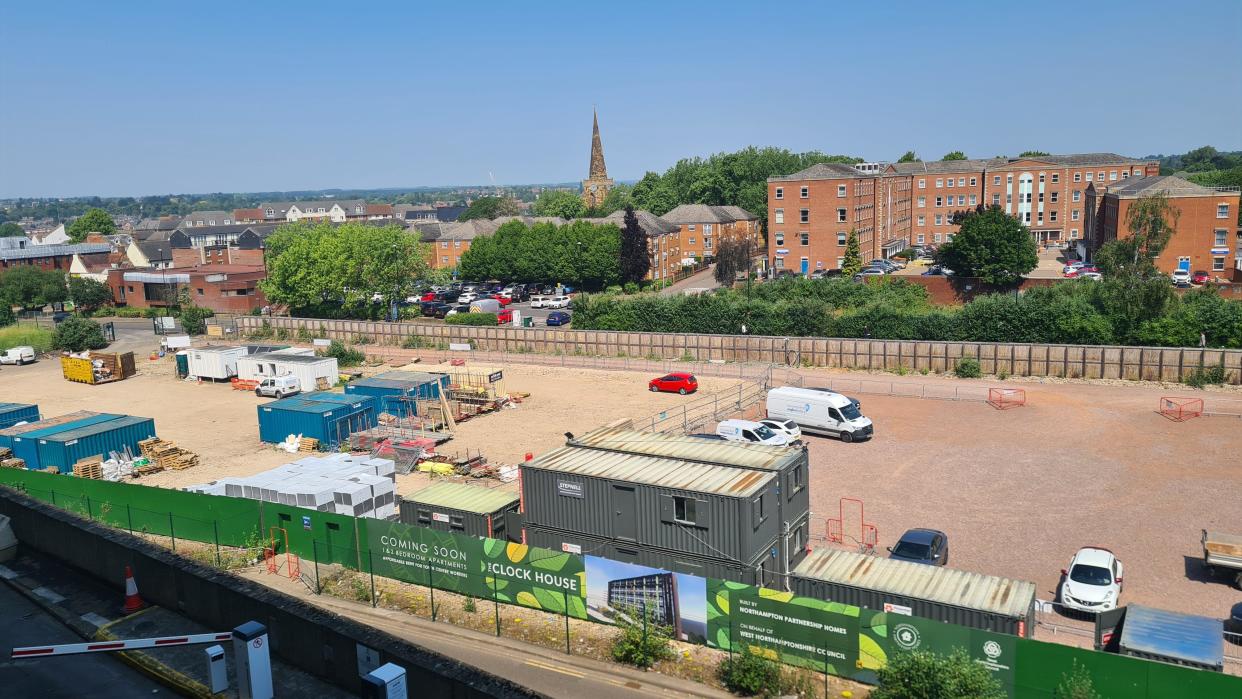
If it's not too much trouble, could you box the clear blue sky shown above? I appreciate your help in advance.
[2,1,1239,198]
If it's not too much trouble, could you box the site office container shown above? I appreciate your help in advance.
[256,392,378,448]
[344,371,450,417]
[186,346,248,380]
[520,445,783,573]
[790,547,1037,637]
[524,525,781,587]
[399,481,520,541]
[1116,604,1225,672]
[236,352,340,390]
[0,410,101,450]
[0,403,40,430]
[34,415,157,473]
[567,422,812,576]
[2,413,124,469]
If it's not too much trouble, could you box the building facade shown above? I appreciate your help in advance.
[1084,175,1241,277]
[581,109,614,209]
[659,204,763,264]
[107,265,267,313]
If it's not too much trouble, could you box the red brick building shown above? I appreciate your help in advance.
[659,204,762,264]
[0,242,112,271]
[1085,175,1241,278]
[768,153,1159,275]
[107,265,267,313]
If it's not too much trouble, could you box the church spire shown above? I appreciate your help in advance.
[588,108,608,179]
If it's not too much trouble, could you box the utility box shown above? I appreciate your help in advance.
[232,621,273,699]
[204,644,228,694]
[362,663,408,699]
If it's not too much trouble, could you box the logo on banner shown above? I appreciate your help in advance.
[892,623,921,650]
[983,640,1002,660]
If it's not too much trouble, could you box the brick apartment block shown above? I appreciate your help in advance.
[768,153,1160,275]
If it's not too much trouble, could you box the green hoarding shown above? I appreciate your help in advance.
[886,613,1018,695]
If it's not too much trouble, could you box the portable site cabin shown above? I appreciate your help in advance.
[400,481,520,541]
[256,392,378,449]
[520,443,788,588]
[1116,604,1224,672]
[237,352,339,391]
[0,403,39,430]
[344,371,450,417]
[33,415,157,473]
[790,547,1038,637]
[186,346,247,380]
[0,412,121,469]
[566,422,811,576]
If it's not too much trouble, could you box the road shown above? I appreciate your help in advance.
[659,265,719,296]
[0,578,169,698]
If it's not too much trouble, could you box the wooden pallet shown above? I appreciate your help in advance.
[298,437,320,453]
[73,458,103,480]
[1,458,26,470]
[138,437,199,471]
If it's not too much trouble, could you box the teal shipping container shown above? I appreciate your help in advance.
[343,371,449,417]
[2,413,124,468]
[256,392,378,449]
[0,403,40,430]
[34,415,157,473]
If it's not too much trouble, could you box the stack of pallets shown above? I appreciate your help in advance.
[298,437,320,453]
[1,448,25,469]
[72,457,103,480]
[138,438,200,471]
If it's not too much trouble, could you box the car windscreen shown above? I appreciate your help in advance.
[892,541,931,559]
[1070,564,1113,585]
[752,424,776,439]
[839,403,862,420]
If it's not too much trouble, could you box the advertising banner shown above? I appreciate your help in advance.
[585,556,707,643]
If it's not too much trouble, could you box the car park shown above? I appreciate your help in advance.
[758,418,801,440]
[715,419,793,446]
[545,311,571,327]
[888,528,949,565]
[648,372,697,394]
[766,386,873,442]
[1059,547,1124,614]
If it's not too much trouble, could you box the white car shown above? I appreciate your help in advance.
[759,418,801,441]
[0,346,36,365]
[529,295,547,308]
[1077,271,1102,281]
[1171,269,1192,284]
[1060,547,1124,614]
[1063,261,1087,275]
[457,292,478,303]
[715,419,792,447]
[544,295,571,309]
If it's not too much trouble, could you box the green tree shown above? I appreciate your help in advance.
[935,206,1037,285]
[1093,193,1179,341]
[1019,150,1051,157]
[52,316,108,352]
[0,266,68,309]
[619,206,650,284]
[0,305,14,327]
[66,208,116,242]
[1054,661,1100,699]
[593,183,632,216]
[713,237,756,287]
[457,196,521,221]
[841,230,863,277]
[531,190,586,219]
[67,276,113,314]
[458,219,621,290]
[872,649,1005,699]
[0,222,25,237]
[897,151,920,163]
[941,151,968,161]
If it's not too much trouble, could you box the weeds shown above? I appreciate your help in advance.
[1185,361,1227,389]
[954,357,981,378]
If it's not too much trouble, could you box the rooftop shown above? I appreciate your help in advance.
[526,445,773,498]
[770,163,874,182]
[406,481,519,514]
[569,422,799,472]
[1103,175,1234,198]
[246,353,336,365]
[0,243,112,262]
[660,204,757,223]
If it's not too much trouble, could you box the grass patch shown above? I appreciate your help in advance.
[0,325,55,353]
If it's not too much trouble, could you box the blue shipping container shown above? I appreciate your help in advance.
[343,371,449,417]
[257,392,378,448]
[4,413,125,468]
[34,415,157,473]
[0,403,40,430]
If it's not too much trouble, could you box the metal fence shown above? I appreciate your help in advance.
[640,381,767,434]
[797,375,992,402]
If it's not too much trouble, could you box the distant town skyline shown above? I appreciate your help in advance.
[2,1,1240,199]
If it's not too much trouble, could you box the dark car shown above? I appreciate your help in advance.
[437,290,461,303]
[419,301,441,316]
[922,265,947,276]
[1228,602,1242,640]
[546,311,571,327]
[431,303,453,319]
[887,528,949,566]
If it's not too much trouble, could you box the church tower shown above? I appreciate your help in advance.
[581,108,614,208]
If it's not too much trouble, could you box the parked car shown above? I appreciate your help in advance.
[497,309,513,324]
[445,304,472,317]
[766,386,873,442]
[715,419,792,446]
[1077,271,1102,281]
[1059,547,1124,614]
[545,295,571,309]
[758,418,801,440]
[1063,261,1087,275]
[458,292,478,303]
[491,294,513,307]
[419,301,441,316]
[255,375,301,398]
[529,295,548,308]
[887,528,949,566]
[922,265,951,276]
[0,346,36,365]
[545,311,571,327]
[1174,279,1192,289]
[419,292,438,302]
[1171,269,1192,285]
[853,268,887,281]
[1192,270,1210,285]
[870,259,903,271]
[435,304,458,318]
[648,372,697,394]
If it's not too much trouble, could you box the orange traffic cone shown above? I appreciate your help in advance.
[121,565,146,615]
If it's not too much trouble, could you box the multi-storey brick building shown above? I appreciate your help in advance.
[768,153,1159,275]
[659,204,761,264]
[1084,175,1241,278]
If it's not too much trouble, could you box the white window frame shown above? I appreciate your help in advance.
[836,232,846,246]
[917,196,926,208]
[1074,172,1082,182]
[837,208,847,223]
[774,209,784,224]
[935,178,943,187]
[800,209,810,224]
[918,179,926,189]
[775,187,783,200]
[917,215,925,226]
[1218,204,1231,219]
[1212,257,1225,272]
[835,185,845,197]
[801,186,810,198]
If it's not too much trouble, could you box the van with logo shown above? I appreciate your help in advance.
[714,419,793,446]
[765,386,873,442]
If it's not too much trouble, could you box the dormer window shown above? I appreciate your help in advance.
[265,209,274,216]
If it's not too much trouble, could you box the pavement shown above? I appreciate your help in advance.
[659,265,719,296]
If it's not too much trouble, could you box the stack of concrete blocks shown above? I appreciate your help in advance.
[186,453,397,520]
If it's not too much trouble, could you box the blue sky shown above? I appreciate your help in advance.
[2,1,1239,198]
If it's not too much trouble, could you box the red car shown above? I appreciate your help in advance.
[497,309,513,324]
[649,372,698,395]
[1192,270,1210,285]
[420,292,437,302]
[491,294,513,307]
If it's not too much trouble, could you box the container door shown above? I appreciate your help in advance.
[612,485,637,541]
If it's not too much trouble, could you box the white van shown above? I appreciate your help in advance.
[255,375,301,398]
[0,346,36,365]
[529,295,548,308]
[766,386,873,442]
[715,419,793,446]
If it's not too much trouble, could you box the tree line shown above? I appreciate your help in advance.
[457,218,625,289]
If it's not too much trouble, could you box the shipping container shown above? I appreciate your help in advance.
[0,403,40,430]
[345,371,450,417]
[256,392,378,448]
[400,481,520,540]
[1,413,123,468]
[236,352,339,391]
[790,547,1037,637]
[33,415,157,473]
[524,525,780,587]
[568,422,811,574]
[186,346,248,380]
[1117,604,1224,672]
[521,444,786,579]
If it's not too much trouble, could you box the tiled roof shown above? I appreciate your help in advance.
[135,239,172,262]
[718,205,758,221]
[0,243,111,262]
[886,158,1001,175]
[593,209,680,236]
[183,210,233,225]
[659,204,743,224]
[1027,152,1149,167]
[412,219,500,241]
[770,163,872,182]
[1103,175,1225,198]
